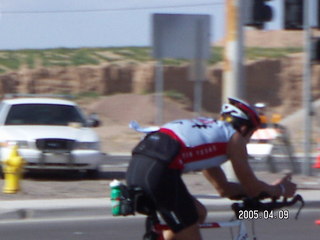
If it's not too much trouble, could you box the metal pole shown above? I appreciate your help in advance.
[155,60,164,125]
[303,0,312,176]
[194,19,204,116]
[193,60,203,116]
[223,0,245,102]
[222,0,245,181]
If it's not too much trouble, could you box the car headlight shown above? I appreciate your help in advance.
[74,141,100,150]
[0,140,30,149]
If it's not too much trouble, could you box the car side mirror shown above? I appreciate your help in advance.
[87,113,101,127]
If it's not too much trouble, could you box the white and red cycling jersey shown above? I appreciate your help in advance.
[159,117,236,172]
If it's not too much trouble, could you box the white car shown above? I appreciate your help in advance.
[0,96,104,176]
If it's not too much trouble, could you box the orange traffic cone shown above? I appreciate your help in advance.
[313,151,320,169]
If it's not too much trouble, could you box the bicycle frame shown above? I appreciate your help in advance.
[110,184,304,240]
[141,194,304,240]
[145,214,251,240]
[201,220,250,240]
[200,220,250,240]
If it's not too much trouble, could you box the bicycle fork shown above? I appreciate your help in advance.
[234,221,248,240]
[235,220,258,240]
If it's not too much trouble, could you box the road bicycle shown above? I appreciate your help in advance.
[113,186,304,240]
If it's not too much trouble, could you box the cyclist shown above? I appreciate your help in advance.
[126,97,296,240]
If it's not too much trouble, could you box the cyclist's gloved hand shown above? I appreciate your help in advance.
[272,173,297,198]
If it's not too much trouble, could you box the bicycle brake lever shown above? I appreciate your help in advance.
[293,195,304,220]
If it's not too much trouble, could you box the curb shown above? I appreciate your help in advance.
[0,198,109,221]
[0,190,318,221]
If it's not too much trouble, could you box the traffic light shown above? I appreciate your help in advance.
[243,0,273,29]
[311,38,320,63]
[284,0,304,30]
[314,0,320,29]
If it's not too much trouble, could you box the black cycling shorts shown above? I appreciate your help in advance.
[126,154,199,233]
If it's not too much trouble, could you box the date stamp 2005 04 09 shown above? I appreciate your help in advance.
[237,210,289,220]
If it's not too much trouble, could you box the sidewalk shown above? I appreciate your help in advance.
[0,171,319,221]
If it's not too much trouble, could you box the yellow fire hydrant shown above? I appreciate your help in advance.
[2,145,25,194]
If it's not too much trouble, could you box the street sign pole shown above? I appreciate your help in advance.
[193,19,206,116]
[155,60,164,125]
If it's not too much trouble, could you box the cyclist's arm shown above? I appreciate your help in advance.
[227,131,283,198]
[203,166,246,199]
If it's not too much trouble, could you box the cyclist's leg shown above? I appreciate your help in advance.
[126,155,202,239]
[155,170,204,239]
[163,198,205,240]
[163,224,202,240]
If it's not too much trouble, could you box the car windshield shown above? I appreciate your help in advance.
[5,104,86,126]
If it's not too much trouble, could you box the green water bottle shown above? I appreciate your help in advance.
[110,179,123,216]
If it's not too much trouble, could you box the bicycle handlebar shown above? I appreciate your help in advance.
[231,194,304,220]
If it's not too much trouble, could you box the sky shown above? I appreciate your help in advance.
[0,0,284,50]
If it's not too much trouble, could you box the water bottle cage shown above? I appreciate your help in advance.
[116,185,136,216]
[113,185,155,216]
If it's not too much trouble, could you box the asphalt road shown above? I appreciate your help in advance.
[0,209,319,240]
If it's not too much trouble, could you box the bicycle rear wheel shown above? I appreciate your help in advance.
[143,231,162,240]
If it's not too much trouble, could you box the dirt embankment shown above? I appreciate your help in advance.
[0,30,320,152]
[1,54,319,114]
[1,53,320,152]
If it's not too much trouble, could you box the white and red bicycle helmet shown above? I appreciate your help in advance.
[221,97,261,131]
